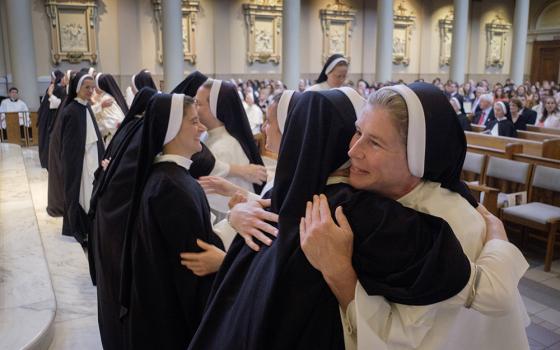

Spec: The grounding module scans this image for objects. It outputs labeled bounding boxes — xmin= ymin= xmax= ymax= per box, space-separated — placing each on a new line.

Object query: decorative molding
xmin=320 ymin=0 xmax=356 ymax=64
xmin=393 ymin=1 xmax=415 ymax=66
xmin=485 ymin=13 xmax=511 ymax=68
xmin=438 ymin=10 xmax=453 ymax=67
xmin=153 ymin=0 xmax=200 ymax=64
xmin=45 ymin=0 xmax=99 ymax=65
xmin=242 ymin=0 xmax=282 ymax=64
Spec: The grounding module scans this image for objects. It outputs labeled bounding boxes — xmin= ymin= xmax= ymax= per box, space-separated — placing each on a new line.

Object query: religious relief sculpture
xmin=320 ymin=1 xmax=356 ymax=64
xmin=485 ymin=14 xmax=511 ymax=68
xmin=438 ymin=10 xmax=453 ymax=67
xmin=243 ymin=0 xmax=282 ymax=64
xmin=45 ymin=0 xmax=99 ymax=65
xmin=393 ymin=1 xmax=415 ymax=66
xmin=153 ymin=0 xmax=199 ymax=64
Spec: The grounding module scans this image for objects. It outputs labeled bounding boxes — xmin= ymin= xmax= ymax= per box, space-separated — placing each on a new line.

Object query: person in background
xmin=0 ymin=87 xmax=30 ymax=140
xmin=307 ymin=54 xmax=349 ymax=91
xmin=485 ymin=101 xmax=516 ymax=137
xmin=537 ymin=96 xmax=560 ymax=129
xmin=242 ymin=88 xmax=264 ymax=134
xmin=450 ymin=97 xmax=471 ymax=131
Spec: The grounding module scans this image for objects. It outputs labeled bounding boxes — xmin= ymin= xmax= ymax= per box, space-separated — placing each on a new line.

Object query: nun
xmin=195 ymin=79 xmax=267 ymax=216
xmin=119 ymin=94 xmax=223 ymax=350
xmin=306 ymin=54 xmax=349 ymax=91
xmin=485 ymin=101 xmax=517 ymax=137
xmin=37 ymin=70 xmax=65 ymax=169
xmin=47 ymin=70 xmax=77 ymax=217
xmin=60 ymin=71 xmax=105 ymax=246
xmin=92 ymin=73 xmax=128 ymax=144
xmin=188 ymin=88 xmax=483 ymax=350
xmin=125 ymin=69 xmax=158 ymax=107
xmin=304 ymin=83 xmax=529 ymax=349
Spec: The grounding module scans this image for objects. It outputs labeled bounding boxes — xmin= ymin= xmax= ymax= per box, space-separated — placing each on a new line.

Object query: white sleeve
xmin=212 ymin=218 xmax=237 ymax=251
xmin=91 ymin=102 xmax=102 ymax=115
xmin=210 ymin=158 xmax=231 ymax=178
xmin=49 ymin=95 xmax=62 ymax=109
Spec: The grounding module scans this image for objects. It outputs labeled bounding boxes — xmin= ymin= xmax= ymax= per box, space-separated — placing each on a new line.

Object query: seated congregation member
xmin=60 ymin=71 xmax=105 ymax=246
xmin=189 ymin=88 xmax=482 ymax=350
xmin=243 ymin=89 xmax=264 ymax=134
xmin=37 ymin=70 xmax=66 ymax=169
xmin=300 ymin=83 xmax=529 ymax=350
xmin=444 ymin=81 xmax=465 ymax=114
xmin=307 ymin=54 xmax=349 ymax=91
xmin=47 ymin=70 xmax=76 ymax=217
xmin=120 ymin=94 xmax=224 ymax=349
xmin=92 ymin=73 xmax=128 ymax=144
xmin=518 ymin=95 xmax=538 ymax=125
xmin=537 ymin=96 xmax=560 ymax=129
xmin=509 ymin=97 xmax=533 ymax=131
xmin=450 ymin=97 xmax=471 ymax=131
xmin=485 ymin=101 xmax=517 ymax=137
xmin=472 ymin=93 xmax=495 ymax=128
xmin=195 ymin=79 xmax=267 ymax=216
xmin=0 ymin=87 xmax=30 ymax=140
xmin=125 ymin=69 xmax=157 ymax=107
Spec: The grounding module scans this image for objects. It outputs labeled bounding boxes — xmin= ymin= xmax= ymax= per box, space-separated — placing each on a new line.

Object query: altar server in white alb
xmin=0 ymin=87 xmax=30 ymax=140
xmin=306 ymin=54 xmax=349 ymax=91
xmin=195 ymin=79 xmax=267 ymax=216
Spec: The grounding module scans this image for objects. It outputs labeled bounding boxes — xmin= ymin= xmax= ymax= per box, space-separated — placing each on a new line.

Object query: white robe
xmin=342 ymin=180 xmax=530 ymax=350
xmin=306 ymin=81 xmax=332 ymax=92
xmin=0 ymin=98 xmax=30 ymax=128
xmin=125 ymin=86 xmax=135 ymax=108
xmin=544 ymin=113 xmax=560 ymax=129
xmin=91 ymin=92 xmax=125 ymax=144
xmin=77 ymin=99 xmax=100 ymax=214
xmin=243 ymin=102 xmax=264 ymax=134
xmin=204 ymin=126 xmax=254 ymax=214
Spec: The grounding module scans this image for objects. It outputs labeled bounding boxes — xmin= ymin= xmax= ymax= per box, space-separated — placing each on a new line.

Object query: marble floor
xmin=4 ymin=145 xmax=560 ymax=349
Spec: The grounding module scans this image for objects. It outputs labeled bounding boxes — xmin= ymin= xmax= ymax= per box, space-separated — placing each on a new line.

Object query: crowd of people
xmin=1 ymin=54 xmax=541 ymax=349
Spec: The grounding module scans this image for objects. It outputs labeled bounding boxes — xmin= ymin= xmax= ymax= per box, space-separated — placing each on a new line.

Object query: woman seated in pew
xmin=537 ymin=96 xmax=560 ymax=129
xmin=449 ymin=97 xmax=471 ymax=131
xmin=509 ymin=97 xmax=532 ymax=131
xmin=484 ymin=101 xmax=517 ymax=138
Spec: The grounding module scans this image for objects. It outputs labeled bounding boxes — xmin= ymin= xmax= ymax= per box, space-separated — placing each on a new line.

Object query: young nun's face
xmin=77 ymin=79 xmax=95 ymax=100
xmin=348 ymin=105 xmax=414 ymax=199
xmin=263 ymin=101 xmax=282 ymax=153
xmin=175 ymin=104 xmax=207 ymax=157
xmin=327 ymin=64 xmax=348 ymax=88
xmin=195 ymin=86 xmax=213 ymax=126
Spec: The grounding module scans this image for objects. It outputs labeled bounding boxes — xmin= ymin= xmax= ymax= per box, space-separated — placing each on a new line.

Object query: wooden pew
xmin=512 ymin=153 xmax=560 ymax=169
xmin=2 ymin=112 xmax=25 ymax=146
xmin=28 ymin=112 xmax=39 ymax=146
xmin=465 ymin=131 xmax=560 ymax=160
xmin=470 ymin=124 xmax=485 ymax=133
xmin=527 ymin=125 xmax=560 ymax=136
xmin=517 ymin=130 xmax=560 ymax=142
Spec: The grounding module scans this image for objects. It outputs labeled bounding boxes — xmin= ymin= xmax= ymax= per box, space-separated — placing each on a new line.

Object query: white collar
xmin=154 ymin=153 xmax=192 ymax=171
xmin=207 ymin=125 xmax=227 ymax=137
xmin=326 ymin=176 xmax=349 ymax=186
xmin=75 ymin=97 xmax=88 ymax=106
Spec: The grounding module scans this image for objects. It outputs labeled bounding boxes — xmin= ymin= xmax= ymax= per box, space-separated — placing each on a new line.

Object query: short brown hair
xmin=367 ymin=89 xmax=408 ymax=146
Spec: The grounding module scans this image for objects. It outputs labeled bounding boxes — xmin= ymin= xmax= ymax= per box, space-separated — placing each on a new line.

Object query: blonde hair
xmin=367 ymin=89 xmax=409 ymax=146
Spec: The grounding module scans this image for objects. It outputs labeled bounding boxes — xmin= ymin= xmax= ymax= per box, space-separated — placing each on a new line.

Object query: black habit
xmin=188 ymin=89 xmax=470 ymax=350
xmin=486 ymin=118 xmax=518 ymax=137
xmin=38 ymin=70 xmax=65 ymax=169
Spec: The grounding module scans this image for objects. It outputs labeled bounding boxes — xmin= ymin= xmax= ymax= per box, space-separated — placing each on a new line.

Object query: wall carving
xmin=45 ymin=0 xmax=99 ymax=65
xmin=485 ymin=14 xmax=511 ymax=68
xmin=393 ymin=1 xmax=415 ymax=66
xmin=242 ymin=0 xmax=282 ymax=64
xmin=438 ymin=10 xmax=453 ymax=67
xmin=320 ymin=0 xmax=356 ymax=64
xmin=153 ymin=0 xmax=199 ymax=64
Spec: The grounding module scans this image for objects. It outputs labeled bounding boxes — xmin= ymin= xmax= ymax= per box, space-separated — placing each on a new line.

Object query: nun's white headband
xmin=164 ymin=93 xmax=185 ymax=145
xmin=95 ymin=73 xmax=103 ymax=88
xmin=325 ymin=57 xmax=348 ymax=75
xmin=131 ymin=74 xmax=137 ymax=91
xmin=495 ymin=101 xmax=506 ymax=115
xmin=209 ymin=79 xmax=222 ymax=118
xmin=51 ymin=71 xmax=56 ymax=80
xmin=379 ymin=84 xmax=426 ymax=178
xmin=335 ymin=87 xmax=366 ymax=118
xmin=277 ymin=90 xmax=295 ymax=134
xmin=76 ymin=74 xmax=93 ymax=93
xmin=88 ymin=67 xmax=95 ymax=76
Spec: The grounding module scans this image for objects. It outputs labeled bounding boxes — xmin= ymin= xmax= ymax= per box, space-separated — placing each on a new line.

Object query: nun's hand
xmin=477 ymin=205 xmax=509 ymax=243
xmin=180 ymin=239 xmax=225 ymax=277
xmin=47 ymin=84 xmax=55 ymax=97
xmin=101 ymin=98 xmax=113 ymax=109
xmin=228 ymin=191 xmax=248 ymax=209
xmin=101 ymin=157 xmax=111 ymax=170
xmin=199 ymin=176 xmax=246 ymax=197
xmin=229 ymin=198 xmax=279 ymax=251
xmin=240 ymin=164 xmax=267 ymax=185
xmin=300 ymin=194 xmax=354 ymax=277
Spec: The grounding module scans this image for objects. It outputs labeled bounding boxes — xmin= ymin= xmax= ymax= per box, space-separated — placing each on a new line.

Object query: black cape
xmin=60 ymin=100 xmax=104 ymax=245
xmin=170 ymin=71 xmax=208 ymax=95
xmin=119 ymin=94 xmax=224 ymax=349
xmin=133 ymin=70 xmax=157 ymax=91
xmin=98 ymin=73 xmax=129 ymax=115
xmin=214 ymin=81 xmax=265 ymax=193
xmin=189 ymin=90 xmax=470 ymax=350
xmin=38 ymin=81 xmax=65 ymax=169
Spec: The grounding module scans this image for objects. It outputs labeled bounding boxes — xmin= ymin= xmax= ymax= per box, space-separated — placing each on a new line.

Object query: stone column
xmin=510 ymin=0 xmax=530 ymax=85
xmin=449 ymin=0 xmax=469 ymax=84
xmin=162 ymin=0 xmax=183 ymax=92
xmin=5 ymin=0 xmax=39 ymax=110
xmin=376 ymin=0 xmax=393 ymax=83
xmin=282 ymin=0 xmax=300 ymax=90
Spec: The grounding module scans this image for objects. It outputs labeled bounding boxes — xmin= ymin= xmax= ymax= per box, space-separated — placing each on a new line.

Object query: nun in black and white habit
xmin=118 ymin=93 xmax=223 ymax=350
xmin=60 ymin=71 xmax=105 ymax=245
xmin=189 ymin=88 xmax=477 ymax=350
xmin=306 ymin=54 xmax=349 ymax=91
xmin=37 ymin=69 xmax=65 ymax=169
xmin=125 ymin=69 xmax=158 ymax=108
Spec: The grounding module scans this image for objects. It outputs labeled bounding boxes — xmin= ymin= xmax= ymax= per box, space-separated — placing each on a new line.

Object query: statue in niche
xmin=255 ymin=29 xmax=273 ymax=53
xmin=61 ymin=23 xmax=87 ymax=51
xmin=393 ymin=35 xmax=405 ymax=58
xmin=329 ymin=27 xmax=345 ymax=54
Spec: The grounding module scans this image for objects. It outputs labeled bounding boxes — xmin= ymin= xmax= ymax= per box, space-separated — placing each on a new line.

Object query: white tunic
xmin=243 ymin=102 xmax=264 ymax=134
xmin=76 ymin=98 xmax=100 ymax=214
xmin=306 ymin=81 xmax=332 ymax=92
xmin=0 ymin=98 xmax=30 ymax=128
xmin=91 ymin=92 xmax=125 ymax=144
xmin=125 ymin=86 xmax=135 ymax=108
xmin=342 ymin=180 xmax=530 ymax=350
xmin=544 ymin=112 xmax=560 ymax=129
xmin=204 ymin=126 xmax=254 ymax=214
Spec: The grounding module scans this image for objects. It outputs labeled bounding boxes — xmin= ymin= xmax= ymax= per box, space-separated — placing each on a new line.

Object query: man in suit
xmin=518 ymin=96 xmax=538 ymax=125
xmin=445 ymin=81 xmax=465 ymax=114
xmin=472 ymin=94 xmax=495 ymax=128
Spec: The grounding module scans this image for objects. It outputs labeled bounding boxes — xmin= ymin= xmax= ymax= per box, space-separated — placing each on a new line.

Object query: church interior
xmin=2 ymin=0 xmax=560 ymax=349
